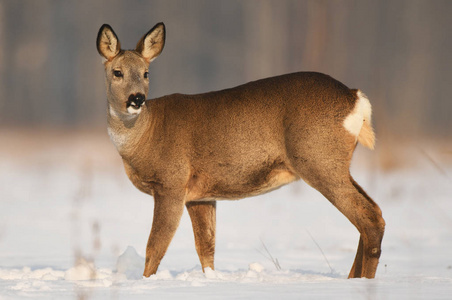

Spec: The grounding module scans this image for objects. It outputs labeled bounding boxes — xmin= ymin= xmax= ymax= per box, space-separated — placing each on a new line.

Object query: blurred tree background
xmin=0 ymin=0 xmax=451 ymax=139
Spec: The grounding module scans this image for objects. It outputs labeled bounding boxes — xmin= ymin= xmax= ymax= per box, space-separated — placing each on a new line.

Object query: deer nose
xmin=134 ymin=93 xmax=145 ymax=104
xmin=127 ymin=93 xmax=145 ymax=109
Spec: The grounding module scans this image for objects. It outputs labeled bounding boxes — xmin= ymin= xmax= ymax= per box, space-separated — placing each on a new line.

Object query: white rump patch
xmin=343 ymin=90 xmax=372 ymax=138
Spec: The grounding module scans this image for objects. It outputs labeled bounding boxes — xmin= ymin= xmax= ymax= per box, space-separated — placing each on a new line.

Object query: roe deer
xmin=96 ymin=23 xmax=385 ymax=279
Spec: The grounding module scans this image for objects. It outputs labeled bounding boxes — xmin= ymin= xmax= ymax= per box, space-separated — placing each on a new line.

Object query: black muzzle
xmin=127 ymin=93 xmax=145 ymax=109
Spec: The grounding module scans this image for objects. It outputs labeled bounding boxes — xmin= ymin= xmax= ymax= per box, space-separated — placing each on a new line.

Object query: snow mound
xmin=204 ymin=267 xmax=217 ymax=279
xmin=116 ymin=246 xmax=145 ymax=280
xmin=64 ymin=258 xmax=97 ymax=281
xmin=249 ymin=262 xmax=265 ymax=273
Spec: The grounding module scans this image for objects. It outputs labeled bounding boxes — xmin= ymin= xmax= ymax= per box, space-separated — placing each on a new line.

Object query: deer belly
xmin=185 ymin=168 xmax=298 ymax=202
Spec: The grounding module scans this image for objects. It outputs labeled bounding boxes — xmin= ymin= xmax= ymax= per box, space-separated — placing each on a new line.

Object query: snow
xmin=0 ymin=130 xmax=451 ymax=299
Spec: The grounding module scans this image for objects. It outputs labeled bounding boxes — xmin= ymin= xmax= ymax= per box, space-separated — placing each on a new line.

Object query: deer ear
xmin=97 ymin=24 xmax=121 ymax=61
xmin=136 ymin=22 xmax=165 ymax=64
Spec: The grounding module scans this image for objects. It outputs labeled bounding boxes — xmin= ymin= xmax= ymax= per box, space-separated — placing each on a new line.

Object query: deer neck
xmin=107 ymin=103 xmax=150 ymax=158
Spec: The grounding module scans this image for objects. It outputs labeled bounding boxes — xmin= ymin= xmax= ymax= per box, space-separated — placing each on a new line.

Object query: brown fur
xmin=97 ymin=23 xmax=385 ymax=279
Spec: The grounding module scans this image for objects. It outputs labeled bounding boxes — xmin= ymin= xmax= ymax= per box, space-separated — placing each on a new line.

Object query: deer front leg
xmin=143 ymin=192 xmax=185 ymax=277
xmin=186 ymin=201 xmax=216 ymax=271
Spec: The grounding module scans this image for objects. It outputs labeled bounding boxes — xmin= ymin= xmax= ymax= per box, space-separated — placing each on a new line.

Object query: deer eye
xmin=144 ymin=71 xmax=149 ymax=79
xmin=113 ymin=70 xmax=123 ymax=78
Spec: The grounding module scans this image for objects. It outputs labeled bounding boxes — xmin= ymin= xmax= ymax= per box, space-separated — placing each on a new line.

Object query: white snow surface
xmin=0 ymin=131 xmax=451 ymax=299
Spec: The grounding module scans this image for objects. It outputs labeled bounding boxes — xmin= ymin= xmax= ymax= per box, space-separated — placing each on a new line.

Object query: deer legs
xmin=308 ymin=174 xmax=385 ymax=278
xmin=142 ymin=195 xmax=216 ymax=277
xmin=141 ymin=167 xmax=384 ymax=279
xmin=349 ymin=236 xmax=365 ymax=278
xmin=143 ymin=193 xmax=185 ymax=277
xmin=346 ymin=178 xmax=385 ymax=278
xmin=186 ymin=201 xmax=216 ymax=271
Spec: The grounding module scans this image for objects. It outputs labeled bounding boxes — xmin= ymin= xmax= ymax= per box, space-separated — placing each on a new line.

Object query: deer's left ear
xmin=136 ymin=22 xmax=166 ymax=64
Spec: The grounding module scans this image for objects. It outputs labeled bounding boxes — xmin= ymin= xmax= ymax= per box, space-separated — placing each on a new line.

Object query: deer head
xmin=96 ymin=23 xmax=165 ymax=119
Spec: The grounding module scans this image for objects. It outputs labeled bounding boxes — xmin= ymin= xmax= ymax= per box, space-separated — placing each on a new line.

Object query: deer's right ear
xmin=97 ymin=24 xmax=121 ymax=61
xmin=135 ymin=22 xmax=166 ymax=64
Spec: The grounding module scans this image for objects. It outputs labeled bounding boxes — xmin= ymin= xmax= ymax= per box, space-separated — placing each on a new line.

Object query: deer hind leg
xmin=143 ymin=192 xmax=185 ymax=277
xmin=306 ymin=172 xmax=385 ymax=278
xmin=186 ymin=201 xmax=216 ymax=271
xmin=346 ymin=178 xmax=385 ymax=278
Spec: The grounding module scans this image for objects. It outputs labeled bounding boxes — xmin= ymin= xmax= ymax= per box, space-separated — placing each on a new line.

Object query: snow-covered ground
xmin=0 ymin=130 xmax=451 ymax=299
